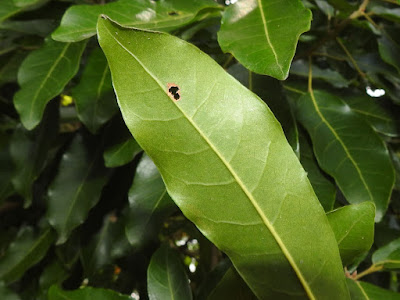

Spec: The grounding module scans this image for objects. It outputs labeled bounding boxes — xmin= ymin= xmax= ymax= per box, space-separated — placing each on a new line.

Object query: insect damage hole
xmin=167 ymin=83 xmax=181 ymax=101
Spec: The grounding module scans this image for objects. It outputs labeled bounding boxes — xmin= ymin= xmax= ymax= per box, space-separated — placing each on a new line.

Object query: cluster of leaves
xmin=1 ymin=0 xmax=400 ymax=299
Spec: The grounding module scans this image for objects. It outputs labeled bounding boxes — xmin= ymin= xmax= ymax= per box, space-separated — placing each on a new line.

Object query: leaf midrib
xmin=355 ymin=281 xmax=370 ymax=300
xmin=102 ymin=23 xmax=315 ymax=300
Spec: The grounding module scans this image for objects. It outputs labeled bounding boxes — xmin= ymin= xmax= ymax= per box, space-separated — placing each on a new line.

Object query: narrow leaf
xmin=72 ymin=48 xmax=118 ymax=133
xmin=295 ymin=90 xmax=395 ymax=221
xmin=346 ymin=278 xmax=400 ymax=300
xmin=48 ymin=285 xmax=132 ymax=300
xmin=46 ymin=133 xmax=110 ymax=244
xmin=327 ymin=202 xmax=375 ymax=266
xmin=14 ymin=39 xmax=86 ymax=130
xmin=0 ymin=226 xmax=56 ymax=283
xmin=98 ymin=17 xmax=349 ymax=299
xmin=52 ymin=0 xmax=221 ymax=42
xmin=147 ymin=245 xmax=192 ymax=300
xmin=372 ymin=237 xmax=400 ymax=269
xmin=125 ymin=154 xmax=176 ymax=247
xmin=218 ymin=0 xmax=312 ymax=79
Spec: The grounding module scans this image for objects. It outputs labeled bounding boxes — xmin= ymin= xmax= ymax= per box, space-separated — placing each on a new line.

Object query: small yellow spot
xmin=60 ymin=94 xmax=73 ymax=106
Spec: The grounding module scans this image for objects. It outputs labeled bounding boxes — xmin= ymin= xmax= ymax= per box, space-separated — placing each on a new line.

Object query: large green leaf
xmin=125 ymin=154 xmax=176 ymax=247
xmin=217 ymin=0 xmax=312 ymax=79
xmin=295 ymin=90 xmax=395 ymax=221
xmin=0 ymin=226 xmax=56 ymax=283
xmin=13 ymin=38 xmax=86 ymax=130
xmin=52 ymin=0 xmax=221 ymax=42
xmin=326 ymin=202 xmax=375 ymax=266
xmin=48 ymin=285 xmax=132 ymax=300
xmin=346 ymin=278 xmax=400 ymax=300
xmin=299 ymin=131 xmax=336 ymax=212
xmin=46 ymin=133 xmax=110 ymax=244
xmin=147 ymin=245 xmax=192 ymax=300
xmin=372 ymin=237 xmax=400 ymax=269
xmin=97 ymin=17 xmax=349 ymax=299
xmin=72 ymin=48 xmax=118 ymax=134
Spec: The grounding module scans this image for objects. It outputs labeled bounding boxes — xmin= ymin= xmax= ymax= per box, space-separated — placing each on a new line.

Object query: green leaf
xmin=48 ymin=285 xmax=132 ymax=300
xmin=327 ymin=202 xmax=375 ymax=266
xmin=0 ymin=133 xmax=14 ymax=202
xmin=148 ymin=245 xmax=192 ymax=300
xmin=0 ymin=226 xmax=56 ymax=283
xmin=378 ymin=28 xmax=400 ymax=74
xmin=295 ymin=90 xmax=395 ymax=221
xmin=0 ymin=19 xmax=56 ymax=37
xmin=12 ymin=0 xmax=47 ymax=8
xmin=46 ymin=133 xmax=110 ymax=244
xmin=0 ymin=0 xmax=22 ymax=22
xmin=299 ymin=131 xmax=336 ymax=212
xmin=72 ymin=48 xmax=118 ymax=134
xmin=217 ymin=0 xmax=312 ymax=79
xmin=370 ymin=5 xmax=400 ymax=23
xmin=52 ymin=0 xmax=221 ymax=42
xmin=104 ymin=137 xmax=141 ymax=168
xmin=343 ymin=94 xmax=399 ymax=137
xmin=0 ymin=52 xmax=28 ymax=86
xmin=346 ymin=278 xmax=400 ymax=300
xmin=97 ymin=17 xmax=349 ymax=299
xmin=372 ymin=237 xmax=400 ymax=269
xmin=0 ymin=281 xmax=20 ymax=300
xmin=39 ymin=260 xmax=68 ymax=292
xmin=14 ymin=38 xmax=86 ymax=130
xmin=125 ymin=154 xmax=176 ymax=247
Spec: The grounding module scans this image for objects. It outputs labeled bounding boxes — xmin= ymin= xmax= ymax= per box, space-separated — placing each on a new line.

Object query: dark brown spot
xmin=167 ymin=83 xmax=181 ymax=101
xmin=168 ymin=11 xmax=179 ymax=16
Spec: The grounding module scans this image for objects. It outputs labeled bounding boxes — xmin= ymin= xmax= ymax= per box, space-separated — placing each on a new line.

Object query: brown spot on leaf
xmin=167 ymin=83 xmax=181 ymax=101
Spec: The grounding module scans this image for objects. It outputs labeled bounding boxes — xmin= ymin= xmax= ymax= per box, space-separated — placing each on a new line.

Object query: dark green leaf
xmin=0 ymin=282 xmax=20 ymax=300
xmin=98 ymin=17 xmax=349 ymax=299
xmin=39 ymin=260 xmax=68 ymax=292
xmin=0 ymin=133 xmax=14 ymax=202
xmin=347 ymin=278 xmax=400 ymax=300
xmin=0 ymin=0 xmax=23 ymax=22
xmin=14 ymin=38 xmax=86 ymax=130
xmin=125 ymin=154 xmax=176 ymax=248
xmin=372 ymin=237 xmax=400 ymax=269
xmin=0 ymin=19 xmax=56 ymax=37
xmin=0 ymin=52 xmax=27 ymax=86
xmin=299 ymin=131 xmax=336 ymax=211
xmin=46 ymin=133 xmax=110 ymax=244
xmin=52 ymin=0 xmax=221 ymax=42
xmin=72 ymin=48 xmax=118 ymax=134
xmin=218 ymin=0 xmax=312 ymax=79
xmin=148 ymin=245 xmax=192 ymax=300
xmin=370 ymin=5 xmax=400 ymax=23
xmin=327 ymin=202 xmax=375 ymax=266
xmin=0 ymin=226 xmax=56 ymax=283
xmin=378 ymin=28 xmax=400 ymax=74
xmin=48 ymin=285 xmax=132 ymax=300
xmin=295 ymin=90 xmax=395 ymax=221
xmin=13 ymin=0 xmax=47 ymax=8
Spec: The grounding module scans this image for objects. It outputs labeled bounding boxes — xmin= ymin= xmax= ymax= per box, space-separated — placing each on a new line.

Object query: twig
xmin=354 ymin=264 xmax=384 ymax=280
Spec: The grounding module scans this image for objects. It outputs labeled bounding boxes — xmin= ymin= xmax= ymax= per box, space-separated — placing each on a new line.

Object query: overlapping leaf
xmin=218 ymin=0 xmax=312 ymax=79
xmin=97 ymin=17 xmax=349 ymax=299
xmin=14 ymin=38 xmax=86 ymax=130
xmin=52 ymin=0 xmax=221 ymax=42
xmin=372 ymin=237 xmax=400 ymax=269
xmin=48 ymin=285 xmax=132 ymax=300
xmin=346 ymin=278 xmax=400 ymax=300
xmin=295 ymin=90 xmax=395 ymax=221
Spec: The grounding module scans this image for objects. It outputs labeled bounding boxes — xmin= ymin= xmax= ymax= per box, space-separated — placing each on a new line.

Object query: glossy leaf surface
xmin=98 ymin=17 xmax=349 ymax=299
xmin=48 ymin=285 xmax=132 ymax=300
xmin=0 ymin=227 xmax=56 ymax=283
xmin=218 ymin=0 xmax=312 ymax=79
xmin=147 ymin=245 xmax=192 ymax=300
xmin=295 ymin=90 xmax=395 ymax=221
xmin=72 ymin=48 xmax=118 ymax=134
xmin=14 ymin=39 xmax=86 ymax=130
xmin=347 ymin=278 xmax=400 ymax=300
xmin=46 ymin=134 xmax=110 ymax=244
xmin=52 ymin=0 xmax=221 ymax=42
xmin=326 ymin=202 xmax=375 ymax=266
xmin=126 ymin=154 xmax=176 ymax=247
xmin=372 ymin=237 xmax=400 ymax=269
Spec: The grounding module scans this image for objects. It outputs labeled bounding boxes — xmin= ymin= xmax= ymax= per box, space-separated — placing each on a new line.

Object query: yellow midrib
xmin=355 ymin=281 xmax=370 ymax=300
xmin=103 ymin=23 xmax=315 ymax=300
xmin=308 ymin=90 xmax=374 ymax=202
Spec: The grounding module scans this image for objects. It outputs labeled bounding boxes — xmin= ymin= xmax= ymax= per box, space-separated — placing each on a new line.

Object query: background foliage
xmin=0 ymin=0 xmax=400 ymax=299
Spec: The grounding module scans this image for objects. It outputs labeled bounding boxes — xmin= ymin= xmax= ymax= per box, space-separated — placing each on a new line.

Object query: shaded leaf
xmin=327 ymin=202 xmax=375 ymax=266
xmin=295 ymin=90 xmax=395 ymax=221
xmin=299 ymin=131 xmax=336 ymax=211
xmin=98 ymin=17 xmax=349 ymax=299
xmin=39 ymin=260 xmax=68 ymax=292
xmin=48 ymin=285 xmax=132 ymax=300
xmin=0 ymin=226 xmax=56 ymax=283
xmin=52 ymin=0 xmax=221 ymax=42
xmin=0 ymin=133 xmax=14 ymax=202
xmin=0 ymin=52 xmax=28 ymax=86
xmin=14 ymin=38 xmax=86 ymax=130
xmin=347 ymin=278 xmax=400 ymax=300
xmin=378 ymin=28 xmax=400 ymax=74
xmin=147 ymin=245 xmax=192 ymax=300
xmin=372 ymin=237 xmax=400 ymax=269
xmin=0 ymin=19 xmax=56 ymax=37
xmin=218 ymin=0 xmax=312 ymax=79
xmin=72 ymin=48 xmax=118 ymax=134
xmin=370 ymin=5 xmax=400 ymax=23
xmin=46 ymin=133 xmax=110 ymax=244
xmin=125 ymin=154 xmax=176 ymax=248
xmin=13 ymin=0 xmax=47 ymax=8
xmin=0 ymin=281 xmax=20 ymax=300
xmin=0 ymin=0 xmax=23 ymax=22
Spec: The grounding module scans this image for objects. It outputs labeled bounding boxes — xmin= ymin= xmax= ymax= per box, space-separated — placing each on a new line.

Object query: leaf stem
xmin=222 ymin=54 xmax=234 ymax=69
xmin=307 ymin=56 xmax=313 ymax=93
xmin=336 ymin=37 xmax=366 ymax=78
xmin=354 ymin=264 xmax=384 ymax=280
